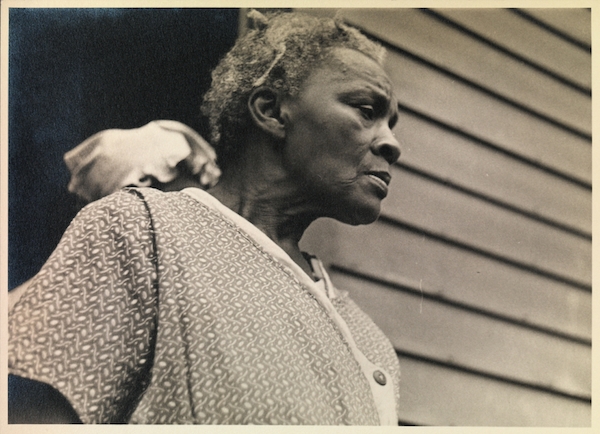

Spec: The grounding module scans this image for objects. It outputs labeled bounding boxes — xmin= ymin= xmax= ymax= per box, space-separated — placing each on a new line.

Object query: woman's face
xmin=281 ymin=47 xmax=401 ymax=225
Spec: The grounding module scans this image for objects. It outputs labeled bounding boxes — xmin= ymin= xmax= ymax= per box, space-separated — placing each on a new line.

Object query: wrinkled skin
xmin=280 ymin=47 xmax=401 ymax=225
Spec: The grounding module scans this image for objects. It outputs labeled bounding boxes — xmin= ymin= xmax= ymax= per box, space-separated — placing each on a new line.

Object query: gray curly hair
xmin=201 ymin=10 xmax=386 ymax=169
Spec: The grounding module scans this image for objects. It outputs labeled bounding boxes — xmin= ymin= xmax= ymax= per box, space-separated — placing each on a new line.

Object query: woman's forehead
xmin=308 ymin=48 xmax=394 ymax=95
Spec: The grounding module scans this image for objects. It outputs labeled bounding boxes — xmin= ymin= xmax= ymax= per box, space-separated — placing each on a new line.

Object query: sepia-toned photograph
xmin=1 ymin=2 xmax=593 ymax=428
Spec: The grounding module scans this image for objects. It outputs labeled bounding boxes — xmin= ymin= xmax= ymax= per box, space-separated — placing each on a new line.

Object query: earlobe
xmin=248 ymin=87 xmax=286 ymax=141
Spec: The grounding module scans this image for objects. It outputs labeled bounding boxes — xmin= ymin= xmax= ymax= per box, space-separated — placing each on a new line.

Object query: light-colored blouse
xmin=9 ymin=187 xmax=400 ymax=424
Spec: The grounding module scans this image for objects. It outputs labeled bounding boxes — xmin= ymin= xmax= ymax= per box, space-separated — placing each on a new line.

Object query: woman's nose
xmin=371 ymin=127 xmax=401 ymax=165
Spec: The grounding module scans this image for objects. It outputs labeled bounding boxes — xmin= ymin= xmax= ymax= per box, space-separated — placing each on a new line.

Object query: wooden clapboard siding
xmin=395 ymin=358 xmax=590 ymax=426
xmin=384 ymin=52 xmax=591 ymax=185
xmin=301 ymin=219 xmax=591 ymax=344
xmin=301 ymin=7 xmax=590 ymax=426
xmin=520 ymin=8 xmax=591 ymax=48
xmin=384 ymin=166 xmax=591 ymax=285
xmin=331 ymin=270 xmax=590 ymax=398
xmin=430 ymin=8 xmax=591 ymax=90
xmin=396 ymin=112 xmax=591 ymax=235
xmin=338 ymin=8 xmax=590 ymax=134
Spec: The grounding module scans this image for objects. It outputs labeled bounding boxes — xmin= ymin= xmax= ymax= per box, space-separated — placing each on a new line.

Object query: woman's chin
xmin=335 ymin=202 xmax=382 ymax=226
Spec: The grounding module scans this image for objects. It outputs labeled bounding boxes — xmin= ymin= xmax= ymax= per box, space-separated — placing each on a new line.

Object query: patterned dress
xmin=9 ymin=187 xmax=400 ymax=424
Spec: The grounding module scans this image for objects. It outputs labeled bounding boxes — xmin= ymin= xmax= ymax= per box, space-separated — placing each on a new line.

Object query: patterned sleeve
xmin=8 ymin=189 xmax=159 ymax=423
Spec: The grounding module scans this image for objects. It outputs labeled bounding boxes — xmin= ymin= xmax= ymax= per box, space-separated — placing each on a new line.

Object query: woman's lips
xmin=366 ymin=171 xmax=391 ymax=197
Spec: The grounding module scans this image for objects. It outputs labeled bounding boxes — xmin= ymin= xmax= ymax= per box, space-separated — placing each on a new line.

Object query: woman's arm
xmin=8 ymin=190 xmax=158 ymax=423
xmin=8 ymin=374 xmax=82 ymax=424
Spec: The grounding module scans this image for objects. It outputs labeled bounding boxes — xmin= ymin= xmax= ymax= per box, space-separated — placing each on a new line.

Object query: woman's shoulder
xmin=75 ymin=187 xmax=188 ymax=220
xmin=77 ymin=187 xmax=150 ymax=215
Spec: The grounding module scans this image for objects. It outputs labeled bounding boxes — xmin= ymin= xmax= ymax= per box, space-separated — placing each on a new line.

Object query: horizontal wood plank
xmin=337 ymin=8 xmax=590 ymax=134
xmin=300 ymin=220 xmax=591 ymax=341
xmin=383 ymin=166 xmax=591 ymax=285
xmin=384 ymin=51 xmax=591 ymax=185
xmin=432 ymin=8 xmax=591 ymax=89
xmin=395 ymin=357 xmax=590 ymax=426
xmin=331 ymin=270 xmax=591 ymax=398
xmin=395 ymin=111 xmax=591 ymax=235
xmin=521 ymin=8 xmax=591 ymax=47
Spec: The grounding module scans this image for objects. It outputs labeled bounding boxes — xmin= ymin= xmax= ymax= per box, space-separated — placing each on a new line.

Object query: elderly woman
xmin=8 ymin=10 xmax=402 ymax=425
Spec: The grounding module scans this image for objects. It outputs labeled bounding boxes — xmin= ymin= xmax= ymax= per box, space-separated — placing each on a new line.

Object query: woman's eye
xmin=358 ymin=105 xmax=375 ymax=120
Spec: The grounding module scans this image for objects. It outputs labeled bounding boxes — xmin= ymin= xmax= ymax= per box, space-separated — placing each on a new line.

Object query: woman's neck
xmin=208 ymin=161 xmax=317 ymax=277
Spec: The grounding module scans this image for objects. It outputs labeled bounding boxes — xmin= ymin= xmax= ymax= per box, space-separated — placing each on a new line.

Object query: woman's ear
xmin=248 ymin=87 xmax=286 ymax=141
